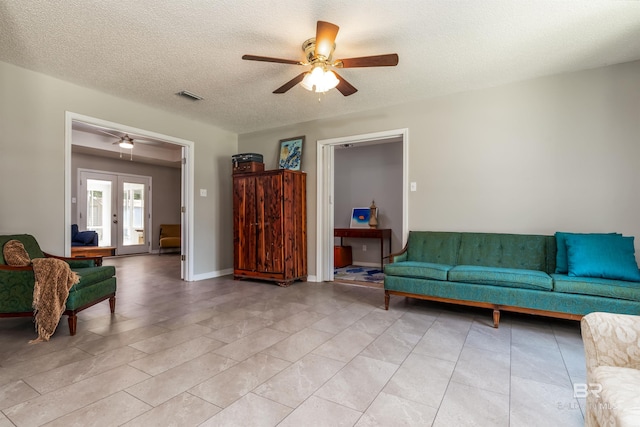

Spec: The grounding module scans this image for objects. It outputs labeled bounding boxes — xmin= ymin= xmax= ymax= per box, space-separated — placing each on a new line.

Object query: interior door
xmin=79 ymin=170 xmax=150 ymax=255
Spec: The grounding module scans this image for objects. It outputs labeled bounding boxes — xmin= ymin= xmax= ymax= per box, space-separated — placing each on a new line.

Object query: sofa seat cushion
xmin=72 ymin=266 xmax=116 ymax=290
xmin=66 ymin=266 xmax=116 ymax=311
xmin=552 ymin=274 xmax=640 ymax=302
xmin=160 ymin=237 xmax=181 ymax=248
xmin=591 ymin=366 xmax=640 ymax=427
xmin=384 ymin=261 xmax=452 ymax=281
xmin=448 ymin=265 xmax=553 ymax=291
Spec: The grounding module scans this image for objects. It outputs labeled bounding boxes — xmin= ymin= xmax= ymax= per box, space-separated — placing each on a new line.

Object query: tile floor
xmin=0 ymin=255 xmax=586 ymax=426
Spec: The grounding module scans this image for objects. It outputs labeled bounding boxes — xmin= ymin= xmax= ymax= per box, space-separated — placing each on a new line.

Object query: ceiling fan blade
xmin=96 ymin=128 xmax=123 ymax=139
xmin=273 ymin=72 xmax=307 ymax=94
xmin=242 ymin=55 xmax=303 ymax=65
xmin=336 ymin=54 xmax=399 ymax=68
xmin=131 ymin=137 xmax=162 ymax=145
xmin=333 ymin=71 xmax=358 ymax=96
xmin=315 ymin=21 xmax=339 ymax=58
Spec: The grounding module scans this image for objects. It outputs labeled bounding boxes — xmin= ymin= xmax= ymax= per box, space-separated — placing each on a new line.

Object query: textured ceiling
xmin=2 ymin=1 xmax=640 ymax=134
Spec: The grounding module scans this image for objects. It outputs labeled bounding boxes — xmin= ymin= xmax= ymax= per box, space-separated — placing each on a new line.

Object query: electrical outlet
xmin=362 ymin=245 xmax=367 ymax=252
xmin=410 ymin=182 xmax=417 ymax=191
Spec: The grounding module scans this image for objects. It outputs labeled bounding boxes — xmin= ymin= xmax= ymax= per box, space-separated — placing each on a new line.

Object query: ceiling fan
xmin=94 ymin=129 xmax=161 ymax=160
xmin=96 ymin=129 xmax=158 ymax=149
xmin=242 ymin=21 xmax=399 ymax=96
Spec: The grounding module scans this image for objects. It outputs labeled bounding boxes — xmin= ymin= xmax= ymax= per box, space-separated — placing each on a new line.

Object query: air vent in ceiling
xmin=177 ymin=90 xmax=204 ymax=101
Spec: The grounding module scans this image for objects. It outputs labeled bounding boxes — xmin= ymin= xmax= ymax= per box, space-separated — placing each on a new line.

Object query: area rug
xmin=334 ymin=265 xmax=384 ymax=284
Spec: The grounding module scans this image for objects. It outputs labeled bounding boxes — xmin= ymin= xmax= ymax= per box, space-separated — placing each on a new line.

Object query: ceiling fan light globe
xmin=300 ymin=66 xmax=339 ymax=93
xmin=301 ymin=66 xmax=324 ymax=92
xmin=119 ymin=141 xmax=134 ymax=149
xmin=321 ymin=70 xmax=339 ymax=91
xmin=313 ymin=69 xmax=339 ymax=93
xmin=300 ymin=72 xmax=315 ymax=91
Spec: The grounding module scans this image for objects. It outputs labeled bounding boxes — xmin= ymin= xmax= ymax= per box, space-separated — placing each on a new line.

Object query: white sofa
xmin=581 ymin=312 xmax=640 ymax=426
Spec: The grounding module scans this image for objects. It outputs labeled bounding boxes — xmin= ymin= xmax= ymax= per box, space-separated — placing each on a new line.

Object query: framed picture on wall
xmin=279 ymin=136 xmax=304 ymax=170
xmin=350 ymin=207 xmax=376 ymax=228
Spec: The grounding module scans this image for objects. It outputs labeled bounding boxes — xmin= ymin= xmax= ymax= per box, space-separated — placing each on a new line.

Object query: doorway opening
xmin=316 ymin=129 xmax=409 ymax=283
xmin=65 ymin=112 xmax=194 ymax=281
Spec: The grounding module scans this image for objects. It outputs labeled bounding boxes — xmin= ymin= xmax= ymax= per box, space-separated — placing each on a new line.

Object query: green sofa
xmin=384 ymin=231 xmax=640 ymax=327
xmin=0 ymin=234 xmax=116 ymax=335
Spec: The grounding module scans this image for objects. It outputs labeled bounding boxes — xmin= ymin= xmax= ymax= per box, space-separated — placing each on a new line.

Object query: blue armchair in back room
xmin=71 ymin=224 xmax=98 ymax=247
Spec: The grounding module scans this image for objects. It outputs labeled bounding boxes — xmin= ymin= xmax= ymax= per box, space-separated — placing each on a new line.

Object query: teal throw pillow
xmin=565 ymin=234 xmax=640 ymax=282
xmin=555 ymin=232 xmax=619 ymax=274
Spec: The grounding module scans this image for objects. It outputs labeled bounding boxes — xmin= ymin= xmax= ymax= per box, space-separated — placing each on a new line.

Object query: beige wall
xmin=3 ymin=59 xmax=638 ymax=280
xmin=239 ymin=60 xmax=640 ymax=277
xmin=0 ymin=61 xmax=237 ymax=276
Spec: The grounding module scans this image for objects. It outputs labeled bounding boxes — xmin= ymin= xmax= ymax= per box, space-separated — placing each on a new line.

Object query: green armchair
xmin=0 ymin=234 xmax=116 ymax=336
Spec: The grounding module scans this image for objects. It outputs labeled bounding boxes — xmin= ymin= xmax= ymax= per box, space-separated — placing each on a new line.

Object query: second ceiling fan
xmin=242 ymin=21 xmax=399 ymax=96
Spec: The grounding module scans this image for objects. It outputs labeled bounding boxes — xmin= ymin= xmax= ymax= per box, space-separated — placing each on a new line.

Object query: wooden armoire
xmin=233 ymin=169 xmax=307 ymax=286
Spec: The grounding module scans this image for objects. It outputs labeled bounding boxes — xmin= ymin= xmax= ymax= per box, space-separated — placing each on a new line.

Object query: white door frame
xmin=316 ymin=128 xmax=409 ymax=283
xmin=65 ymin=112 xmax=195 ymax=281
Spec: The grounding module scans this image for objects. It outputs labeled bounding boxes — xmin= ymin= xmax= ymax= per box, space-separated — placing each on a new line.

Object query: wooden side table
xmin=71 ymin=246 xmax=116 ymax=258
xmin=334 ymin=228 xmax=392 ymax=267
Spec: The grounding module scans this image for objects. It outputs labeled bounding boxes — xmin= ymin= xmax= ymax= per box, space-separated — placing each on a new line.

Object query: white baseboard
xmin=349 ymin=262 xmax=383 ymax=268
xmin=192 ymin=271 xmax=319 ymax=283
xmin=191 ymin=268 xmax=233 ymax=281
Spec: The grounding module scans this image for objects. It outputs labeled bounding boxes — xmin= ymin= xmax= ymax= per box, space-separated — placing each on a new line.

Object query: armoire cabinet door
xmin=233 ymin=174 xmax=258 ymax=271
xmin=256 ymin=173 xmax=284 ymax=273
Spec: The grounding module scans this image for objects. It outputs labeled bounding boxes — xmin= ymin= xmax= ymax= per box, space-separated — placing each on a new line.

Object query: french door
xmin=78 ymin=170 xmax=151 ymax=255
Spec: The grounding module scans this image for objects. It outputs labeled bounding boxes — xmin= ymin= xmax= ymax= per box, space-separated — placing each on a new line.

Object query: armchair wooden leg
xmin=384 ymin=291 xmax=390 ymax=310
xmin=67 ymin=314 xmax=77 ymax=336
xmin=493 ymin=309 xmax=500 ymax=328
xmin=109 ymin=296 xmax=116 ymax=313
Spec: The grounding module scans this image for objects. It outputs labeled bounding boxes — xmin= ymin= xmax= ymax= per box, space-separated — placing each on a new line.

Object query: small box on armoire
xmin=233 ymin=161 xmax=264 ymax=174
xmin=232 ymin=153 xmax=264 ymax=174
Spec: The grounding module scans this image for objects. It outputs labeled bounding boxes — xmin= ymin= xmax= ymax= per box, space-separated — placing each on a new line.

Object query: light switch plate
xmin=200 ymin=189 xmax=207 ymax=197
xmin=410 ymin=182 xmax=417 ymax=191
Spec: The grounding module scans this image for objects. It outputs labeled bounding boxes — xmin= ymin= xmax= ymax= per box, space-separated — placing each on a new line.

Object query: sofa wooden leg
xmin=493 ymin=309 xmax=500 ymax=328
xmin=68 ymin=314 xmax=77 ymax=336
xmin=109 ymin=296 xmax=116 ymax=313
xmin=384 ymin=291 xmax=390 ymax=310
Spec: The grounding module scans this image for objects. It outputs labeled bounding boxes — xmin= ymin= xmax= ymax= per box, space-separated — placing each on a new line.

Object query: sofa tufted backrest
xmin=456 ymin=232 xmax=555 ymax=273
xmin=406 ymin=231 xmax=461 ymax=265
xmin=0 ymin=234 xmax=45 ymax=264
